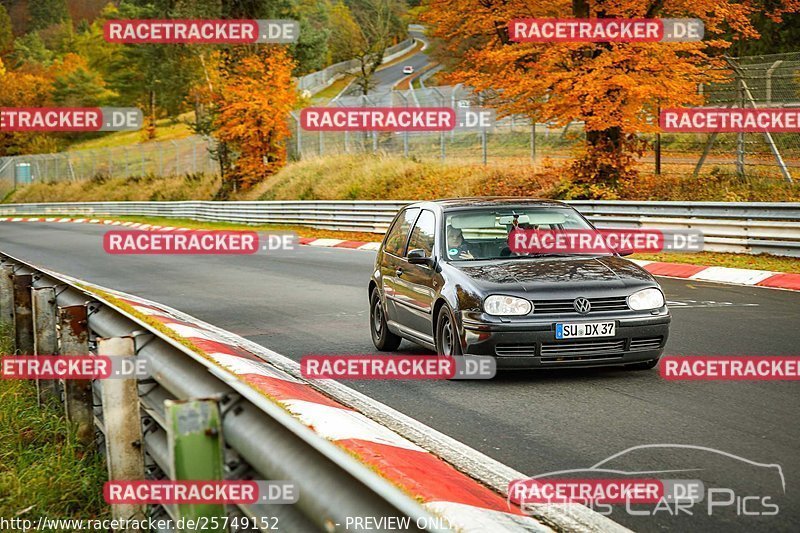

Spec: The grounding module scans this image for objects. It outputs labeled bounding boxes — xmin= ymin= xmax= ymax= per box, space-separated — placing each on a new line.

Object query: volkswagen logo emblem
xmin=573 ymin=297 xmax=591 ymax=314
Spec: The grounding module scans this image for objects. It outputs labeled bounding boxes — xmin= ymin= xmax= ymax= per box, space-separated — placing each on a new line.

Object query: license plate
xmin=555 ymin=322 xmax=615 ymax=339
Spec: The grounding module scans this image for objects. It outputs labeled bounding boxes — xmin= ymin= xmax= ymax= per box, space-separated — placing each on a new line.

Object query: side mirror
xmin=616 ymin=249 xmax=634 ymax=257
xmin=407 ymin=248 xmax=433 ymax=266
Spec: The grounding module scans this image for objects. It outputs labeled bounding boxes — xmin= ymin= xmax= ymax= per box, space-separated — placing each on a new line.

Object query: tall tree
xmin=27 ymin=0 xmax=69 ymax=31
xmin=0 ymin=59 xmax=56 ymax=156
xmin=199 ymin=47 xmax=297 ymax=196
xmin=348 ymin=0 xmax=406 ymax=94
xmin=0 ymin=3 xmax=12 ymax=54
xmin=51 ymin=53 xmax=114 ymax=106
xmin=329 ymin=1 xmax=361 ymax=63
xmin=423 ymin=0 xmax=800 ymax=192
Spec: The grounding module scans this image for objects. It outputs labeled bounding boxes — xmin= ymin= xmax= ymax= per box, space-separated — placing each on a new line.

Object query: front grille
xmin=532 ymin=296 xmax=629 ymax=315
xmin=541 ymin=339 xmax=626 ymax=356
xmin=630 ymin=336 xmax=663 ymax=351
xmin=495 ymin=344 xmax=537 ymax=356
xmin=495 ymin=336 xmax=664 ymax=361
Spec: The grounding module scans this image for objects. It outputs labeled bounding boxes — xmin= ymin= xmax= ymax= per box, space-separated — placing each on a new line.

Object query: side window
xmin=384 ymin=208 xmax=420 ymax=256
xmin=406 ymin=210 xmax=436 ymax=257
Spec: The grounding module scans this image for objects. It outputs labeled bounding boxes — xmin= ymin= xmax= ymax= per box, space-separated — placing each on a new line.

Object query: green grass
xmin=0 ymin=323 xmax=109 ymax=522
xmin=66 ymin=114 xmax=196 ymax=152
xmin=312 ymin=75 xmax=356 ymax=102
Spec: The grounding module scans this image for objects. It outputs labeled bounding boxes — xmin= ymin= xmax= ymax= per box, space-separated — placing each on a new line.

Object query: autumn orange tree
xmin=0 ymin=57 xmax=57 ymax=156
xmin=196 ymin=47 xmax=297 ymax=197
xmin=423 ymin=0 xmax=800 ymax=194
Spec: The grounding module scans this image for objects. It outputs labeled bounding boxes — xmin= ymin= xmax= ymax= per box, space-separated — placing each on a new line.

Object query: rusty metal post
xmin=98 ymin=336 xmax=145 ymax=529
xmin=32 ymin=286 xmax=59 ymax=402
xmin=0 ymin=264 xmax=15 ymax=330
xmin=59 ymin=304 xmax=94 ymax=446
xmin=13 ymin=274 xmax=34 ymax=354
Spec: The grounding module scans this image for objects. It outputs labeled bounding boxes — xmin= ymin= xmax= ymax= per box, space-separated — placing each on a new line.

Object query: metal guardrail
xmin=2 ymin=200 xmax=800 ymax=257
xmin=0 ymin=251 xmax=447 ymax=532
xmin=297 ymin=37 xmax=416 ymax=94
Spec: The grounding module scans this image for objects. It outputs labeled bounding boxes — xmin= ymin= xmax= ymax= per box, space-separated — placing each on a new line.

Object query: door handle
xmin=395 ymin=268 xmax=404 ymax=277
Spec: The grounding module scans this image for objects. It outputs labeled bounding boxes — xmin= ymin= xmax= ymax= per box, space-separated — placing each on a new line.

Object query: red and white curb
xmin=37 ymin=275 xmax=621 ymax=532
xmin=628 ymin=259 xmax=800 ymax=291
xmin=4 ymin=215 xmax=795 ymax=291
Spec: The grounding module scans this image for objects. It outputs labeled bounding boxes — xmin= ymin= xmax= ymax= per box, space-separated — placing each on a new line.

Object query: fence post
xmin=0 ymin=264 xmax=15 ymax=329
xmin=765 ymin=60 xmax=783 ymax=105
xmin=32 ymin=286 xmax=59 ymax=402
xmin=59 ymin=304 xmax=94 ymax=446
xmin=12 ymin=274 xmax=34 ymax=355
xmin=478 ymin=92 xmax=487 ymax=165
xmin=735 ymin=72 xmax=745 ymax=178
xmin=166 ymin=399 xmax=226 ymax=530
xmin=655 ymin=104 xmax=662 ymax=176
xmin=431 ymin=87 xmax=447 ymax=162
xmin=530 ymin=122 xmax=536 ymax=164
xmin=172 ymin=140 xmax=180 ymax=176
xmin=98 ymin=336 xmax=145 ymax=529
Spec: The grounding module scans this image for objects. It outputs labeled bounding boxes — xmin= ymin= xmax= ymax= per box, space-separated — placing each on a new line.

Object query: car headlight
xmin=628 ymin=288 xmax=665 ymax=310
xmin=484 ymin=295 xmax=532 ymax=316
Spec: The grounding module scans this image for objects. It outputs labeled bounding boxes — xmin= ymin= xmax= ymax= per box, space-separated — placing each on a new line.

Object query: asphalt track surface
xmin=344 ymin=30 xmax=431 ymax=96
xmin=2 ymin=222 xmax=799 ymax=533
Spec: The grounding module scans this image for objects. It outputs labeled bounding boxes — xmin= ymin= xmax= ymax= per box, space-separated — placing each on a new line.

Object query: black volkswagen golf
xmin=368 ymin=198 xmax=670 ymax=370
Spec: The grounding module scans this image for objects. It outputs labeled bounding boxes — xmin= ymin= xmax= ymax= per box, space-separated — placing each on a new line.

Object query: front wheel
xmin=435 ymin=306 xmax=463 ymax=356
xmin=370 ymin=290 xmax=401 ymax=351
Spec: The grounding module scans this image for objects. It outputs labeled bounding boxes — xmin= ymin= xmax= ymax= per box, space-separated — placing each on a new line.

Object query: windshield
xmin=443 ymin=207 xmax=606 ymax=261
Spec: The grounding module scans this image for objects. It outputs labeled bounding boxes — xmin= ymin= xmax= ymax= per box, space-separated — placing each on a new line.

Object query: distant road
xmin=344 ymin=29 xmax=430 ymax=96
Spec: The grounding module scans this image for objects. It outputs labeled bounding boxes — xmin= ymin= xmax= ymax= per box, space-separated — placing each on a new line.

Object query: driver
xmin=446 ymin=226 xmax=475 ymax=259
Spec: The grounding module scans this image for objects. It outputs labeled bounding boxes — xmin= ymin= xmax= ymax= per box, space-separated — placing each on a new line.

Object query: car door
xmin=394 ymin=209 xmax=438 ymax=342
xmin=380 ymin=207 xmax=420 ymax=324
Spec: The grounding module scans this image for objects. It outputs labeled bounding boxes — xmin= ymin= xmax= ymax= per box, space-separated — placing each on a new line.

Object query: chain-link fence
xmin=0 ymin=136 xmax=217 ymax=197
xmin=289 ymin=52 xmax=800 ymax=182
xmin=2 ymin=52 xmax=798 ymax=199
xmin=288 ymin=84 xmax=579 ymax=166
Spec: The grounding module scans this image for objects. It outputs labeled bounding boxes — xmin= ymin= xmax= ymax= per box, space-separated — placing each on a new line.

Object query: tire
xmin=435 ymin=305 xmax=463 ymax=356
xmin=370 ymin=289 xmax=401 ymax=351
xmin=627 ymin=357 xmax=660 ymax=370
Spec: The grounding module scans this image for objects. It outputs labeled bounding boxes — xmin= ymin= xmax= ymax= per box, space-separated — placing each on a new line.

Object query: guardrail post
xmin=59 ymin=304 xmax=94 ymax=446
xmin=32 ymin=287 xmax=59 ymax=402
xmin=0 ymin=264 xmax=14 ymax=328
xmin=98 ymin=336 xmax=145 ymax=530
xmin=12 ymin=274 xmax=34 ymax=354
xmin=166 ymin=398 xmax=226 ymax=532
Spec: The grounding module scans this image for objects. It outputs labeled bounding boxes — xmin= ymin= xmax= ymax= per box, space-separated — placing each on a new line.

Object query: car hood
xmin=452 ymin=255 xmax=655 ymax=293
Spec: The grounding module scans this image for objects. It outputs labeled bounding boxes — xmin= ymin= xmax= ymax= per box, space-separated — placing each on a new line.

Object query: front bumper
xmin=461 ymin=311 xmax=671 ymax=370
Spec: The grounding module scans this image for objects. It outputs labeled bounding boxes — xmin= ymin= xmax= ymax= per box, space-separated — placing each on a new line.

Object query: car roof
xmin=405 ymin=197 xmax=570 ymax=211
